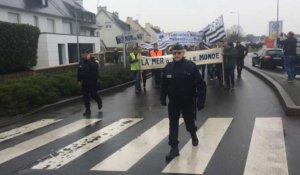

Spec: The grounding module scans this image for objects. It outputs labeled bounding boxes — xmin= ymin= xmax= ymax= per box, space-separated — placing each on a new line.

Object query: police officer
xmin=161 ymin=43 xmax=207 ymax=161
xmin=77 ymin=50 xmax=102 ymax=116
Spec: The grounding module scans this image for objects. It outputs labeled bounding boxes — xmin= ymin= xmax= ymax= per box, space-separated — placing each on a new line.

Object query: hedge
xmin=0 ymin=65 xmax=133 ymax=117
xmin=0 ymin=21 xmax=40 ymax=74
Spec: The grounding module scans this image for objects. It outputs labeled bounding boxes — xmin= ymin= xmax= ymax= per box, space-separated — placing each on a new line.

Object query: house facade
xmin=126 ymin=17 xmax=152 ymax=44
xmin=0 ymin=0 xmax=101 ymax=68
xmin=96 ymin=6 xmax=130 ymax=50
xmin=145 ymin=23 xmax=162 ymax=43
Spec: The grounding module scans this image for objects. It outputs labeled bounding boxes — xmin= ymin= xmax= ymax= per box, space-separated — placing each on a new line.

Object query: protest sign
xmin=140 ymin=48 xmax=223 ymax=70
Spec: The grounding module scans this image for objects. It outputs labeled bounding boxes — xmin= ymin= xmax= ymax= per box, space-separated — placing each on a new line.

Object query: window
xmin=42 ymin=0 xmax=48 ymax=6
xmin=63 ymin=22 xmax=72 ymax=34
xmin=8 ymin=12 xmax=20 ymax=24
xmin=105 ymin=22 xmax=112 ymax=29
xmin=47 ymin=19 xmax=55 ymax=33
xmin=33 ymin=16 xmax=39 ymax=27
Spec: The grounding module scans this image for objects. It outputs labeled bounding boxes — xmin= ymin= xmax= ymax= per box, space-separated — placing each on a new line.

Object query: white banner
xmin=167 ymin=31 xmax=202 ymax=45
xmin=140 ymin=48 xmax=223 ymax=70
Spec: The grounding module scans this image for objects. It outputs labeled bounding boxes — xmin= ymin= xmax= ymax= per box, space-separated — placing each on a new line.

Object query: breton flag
xmin=201 ymin=15 xmax=226 ymax=47
xmin=140 ymin=40 xmax=173 ymax=50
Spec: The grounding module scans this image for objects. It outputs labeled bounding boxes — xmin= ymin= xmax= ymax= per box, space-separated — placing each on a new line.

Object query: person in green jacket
xmin=223 ymin=42 xmax=238 ymax=90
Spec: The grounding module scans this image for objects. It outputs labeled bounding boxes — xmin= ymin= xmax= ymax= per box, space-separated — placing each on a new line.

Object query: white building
xmin=0 ymin=0 xmax=101 ymax=68
xmin=145 ymin=23 xmax=162 ymax=43
xmin=96 ymin=6 xmax=130 ymax=50
xmin=126 ymin=17 xmax=152 ymax=44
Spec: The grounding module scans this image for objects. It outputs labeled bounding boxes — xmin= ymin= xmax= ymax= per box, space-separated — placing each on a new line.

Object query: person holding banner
xmin=223 ymin=42 xmax=238 ymax=90
xmin=161 ymin=43 xmax=207 ymax=162
xmin=198 ymin=42 xmax=207 ymax=79
xmin=130 ymin=47 xmax=142 ymax=93
xmin=149 ymin=43 xmax=163 ymax=87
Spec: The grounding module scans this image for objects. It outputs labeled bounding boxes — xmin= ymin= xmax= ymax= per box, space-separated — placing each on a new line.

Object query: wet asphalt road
xmin=1 ymin=66 xmax=300 ymax=175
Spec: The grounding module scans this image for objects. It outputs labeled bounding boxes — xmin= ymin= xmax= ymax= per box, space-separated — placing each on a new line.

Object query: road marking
xmin=0 ymin=119 xmax=100 ymax=164
xmin=0 ymin=119 xmax=62 ymax=143
xmin=162 ymin=118 xmax=233 ymax=174
xmin=243 ymin=118 xmax=288 ymax=175
xmin=31 ymin=118 xmax=142 ymax=170
xmin=91 ymin=118 xmax=184 ymax=172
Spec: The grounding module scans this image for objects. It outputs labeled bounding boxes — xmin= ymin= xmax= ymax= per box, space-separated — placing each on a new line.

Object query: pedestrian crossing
xmin=0 ymin=117 xmax=289 ymax=175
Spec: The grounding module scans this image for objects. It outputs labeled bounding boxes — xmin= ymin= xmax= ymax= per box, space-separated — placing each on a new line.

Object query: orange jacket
xmin=149 ymin=49 xmax=163 ymax=57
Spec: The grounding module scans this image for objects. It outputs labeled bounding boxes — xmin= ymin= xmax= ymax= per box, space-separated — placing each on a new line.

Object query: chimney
xmin=98 ymin=6 xmax=107 ymax=13
xmin=113 ymin=12 xmax=119 ymax=18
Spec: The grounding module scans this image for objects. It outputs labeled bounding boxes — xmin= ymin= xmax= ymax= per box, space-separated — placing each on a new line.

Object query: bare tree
xmin=226 ymin=25 xmax=244 ymax=42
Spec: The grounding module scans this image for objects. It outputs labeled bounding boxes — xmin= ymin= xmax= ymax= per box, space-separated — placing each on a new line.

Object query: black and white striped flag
xmin=201 ymin=15 xmax=226 ymax=47
xmin=141 ymin=40 xmax=173 ymax=50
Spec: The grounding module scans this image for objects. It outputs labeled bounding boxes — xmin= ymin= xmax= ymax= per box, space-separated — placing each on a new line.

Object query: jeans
xmin=132 ymin=71 xmax=141 ymax=91
xmin=284 ymin=55 xmax=296 ymax=80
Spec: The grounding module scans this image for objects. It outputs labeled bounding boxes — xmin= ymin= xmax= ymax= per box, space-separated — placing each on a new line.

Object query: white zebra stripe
xmin=162 ymin=118 xmax=233 ymax=174
xmin=0 ymin=119 xmax=100 ymax=164
xmin=91 ymin=118 xmax=184 ymax=172
xmin=0 ymin=119 xmax=62 ymax=143
xmin=243 ymin=118 xmax=288 ymax=175
xmin=31 ymin=118 xmax=142 ymax=170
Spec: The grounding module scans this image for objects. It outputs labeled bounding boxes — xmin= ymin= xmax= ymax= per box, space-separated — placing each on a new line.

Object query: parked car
xmin=252 ymin=48 xmax=284 ymax=68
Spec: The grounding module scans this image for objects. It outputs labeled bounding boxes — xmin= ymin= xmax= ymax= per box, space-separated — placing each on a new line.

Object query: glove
xmin=161 ymin=99 xmax=167 ymax=106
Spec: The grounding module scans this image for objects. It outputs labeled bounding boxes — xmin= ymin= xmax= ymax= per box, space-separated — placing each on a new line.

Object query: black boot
xmin=165 ymin=147 xmax=179 ymax=162
xmin=191 ymin=132 xmax=199 ymax=146
xmin=83 ymin=109 xmax=91 ymax=116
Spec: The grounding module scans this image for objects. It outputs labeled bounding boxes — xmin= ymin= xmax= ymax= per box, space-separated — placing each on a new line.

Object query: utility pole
xmin=75 ymin=9 xmax=80 ymax=62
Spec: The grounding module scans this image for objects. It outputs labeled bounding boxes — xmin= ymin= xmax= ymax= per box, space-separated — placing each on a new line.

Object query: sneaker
xmin=83 ymin=109 xmax=91 ymax=116
xmin=165 ymin=147 xmax=179 ymax=162
xmin=98 ymin=101 xmax=102 ymax=110
xmin=191 ymin=132 xmax=199 ymax=146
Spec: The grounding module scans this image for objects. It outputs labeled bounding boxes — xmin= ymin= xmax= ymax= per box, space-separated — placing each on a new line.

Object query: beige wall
xmin=96 ymin=11 xmax=125 ymax=48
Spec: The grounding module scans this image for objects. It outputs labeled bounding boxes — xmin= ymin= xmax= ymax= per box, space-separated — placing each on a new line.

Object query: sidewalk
xmin=244 ymin=65 xmax=300 ymax=116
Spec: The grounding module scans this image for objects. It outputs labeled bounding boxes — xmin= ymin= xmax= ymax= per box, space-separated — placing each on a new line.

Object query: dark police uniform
xmin=161 ymin=48 xmax=206 ymax=160
xmin=77 ymin=56 xmax=102 ymax=115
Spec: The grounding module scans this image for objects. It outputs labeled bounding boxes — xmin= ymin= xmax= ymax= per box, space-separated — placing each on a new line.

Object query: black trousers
xmin=153 ymin=70 xmax=161 ymax=85
xmin=82 ymin=80 xmax=102 ymax=110
xmin=168 ymin=97 xmax=197 ymax=147
xmin=236 ymin=59 xmax=244 ymax=76
xmin=224 ymin=68 xmax=235 ymax=88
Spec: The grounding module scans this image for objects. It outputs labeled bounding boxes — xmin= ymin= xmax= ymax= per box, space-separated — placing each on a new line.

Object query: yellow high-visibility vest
xmin=130 ymin=52 xmax=141 ymax=71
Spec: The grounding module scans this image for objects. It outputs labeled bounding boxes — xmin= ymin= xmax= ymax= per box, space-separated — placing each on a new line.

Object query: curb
xmin=244 ymin=65 xmax=300 ymax=116
xmin=0 ymin=80 xmax=136 ymax=128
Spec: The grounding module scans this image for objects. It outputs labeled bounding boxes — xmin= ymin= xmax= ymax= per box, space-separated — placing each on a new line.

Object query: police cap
xmin=172 ymin=43 xmax=184 ymax=51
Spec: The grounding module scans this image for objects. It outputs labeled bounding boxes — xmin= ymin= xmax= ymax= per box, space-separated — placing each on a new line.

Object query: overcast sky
xmin=83 ymin=0 xmax=300 ymax=36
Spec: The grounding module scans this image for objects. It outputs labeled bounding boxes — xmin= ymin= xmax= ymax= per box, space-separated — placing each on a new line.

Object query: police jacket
xmin=77 ymin=57 xmax=99 ymax=82
xmin=161 ymin=58 xmax=206 ymax=105
xmin=277 ymin=37 xmax=297 ymax=56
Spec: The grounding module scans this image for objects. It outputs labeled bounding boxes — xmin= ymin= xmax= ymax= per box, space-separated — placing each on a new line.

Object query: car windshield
xmin=267 ymin=50 xmax=283 ymax=56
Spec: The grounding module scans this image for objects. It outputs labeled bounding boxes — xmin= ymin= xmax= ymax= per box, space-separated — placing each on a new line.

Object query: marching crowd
xmin=76 ymin=31 xmax=297 ymax=161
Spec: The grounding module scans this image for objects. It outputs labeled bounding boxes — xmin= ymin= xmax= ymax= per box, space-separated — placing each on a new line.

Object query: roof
xmin=97 ymin=9 xmax=129 ymax=31
xmin=0 ymin=0 xmax=95 ymax=23
xmin=134 ymin=20 xmax=151 ymax=36
xmin=151 ymin=26 xmax=161 ymax=34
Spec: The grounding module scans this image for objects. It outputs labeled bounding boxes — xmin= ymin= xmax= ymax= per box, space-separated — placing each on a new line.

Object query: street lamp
xmin=230 ymin=11 xmax=240 ymax=41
